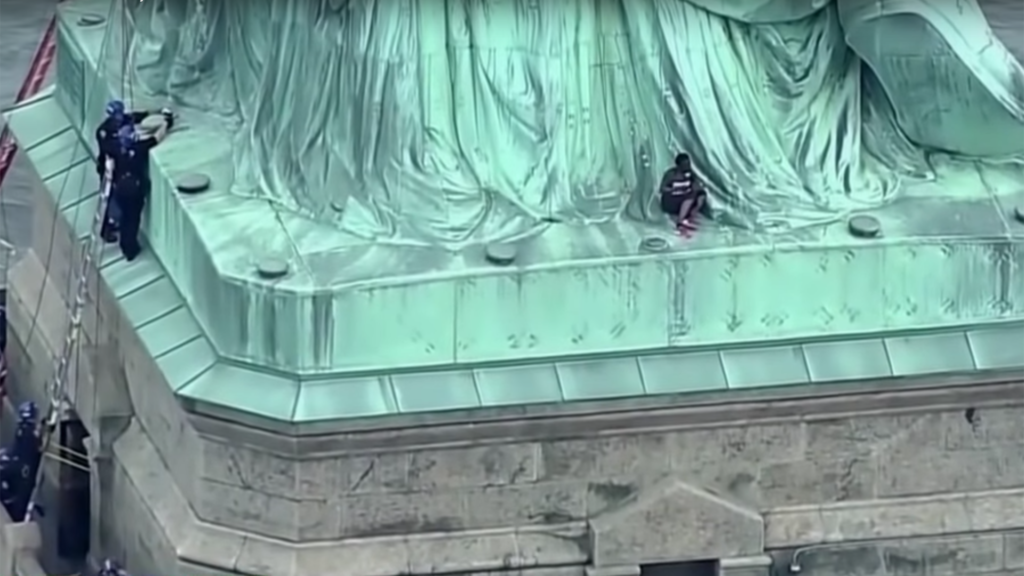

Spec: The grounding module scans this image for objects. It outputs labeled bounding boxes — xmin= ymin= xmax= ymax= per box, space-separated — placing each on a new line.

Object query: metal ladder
xmin=23 ymin=158 xmax=113 ymax=521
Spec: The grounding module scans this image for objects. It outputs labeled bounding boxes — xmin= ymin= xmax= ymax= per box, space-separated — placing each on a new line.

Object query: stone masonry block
xmin=408 ymin=443 xmax=539 ymax=490
xmin=120 ymin=324 xmax=202 ymax=500
xmin=461 ymin=482 xmax=587 ymax=527
xmin=796 ymin=544 xmax=887 ymax=576
xmin=289 ymin=444 xmax=539 ymax=502
xmin=1005 ymin=531 xmax=1024 ymax=570
xmin=882 ymin=534 xmax=1007 ymax=576
xmin=870 ymin=407 xmax=1024 ymax=498
xmin=110 ymin=456 xmax=179 ymax=576
xmin=803 ymin=414 xmax=927 ymax=458
xmin=539 ymin=434 xmax=671 ymax=481
xmin=758 ymin=457 xmax=876 ymax=507
xmin=202 ymin=440 xmax=298 ymax=496
xmin=195 ymin=478 xmax=338 ymax=541
xmin=298 ymin=452 xmax=410 ymax=498
xmin=938 ymin=407 xmax=1024 ymax=450
xmin=875 ymin=443 xmax=1024 ymax=497
xmin=341 ymin=488 xmax=469 ymax=538
xmin=539 ymin=424 xmax=804 ymax=498
xmin=589 ymin=477 xmax=763 ymax=567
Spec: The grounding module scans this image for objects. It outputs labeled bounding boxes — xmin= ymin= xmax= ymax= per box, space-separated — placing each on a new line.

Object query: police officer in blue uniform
xmin=0 ymin=402 xmax=41 ymax=521
xmin=96 ymin=100 xmax=157 ymax=243
xmin=111 ymin=108 xmax=175 ymax=261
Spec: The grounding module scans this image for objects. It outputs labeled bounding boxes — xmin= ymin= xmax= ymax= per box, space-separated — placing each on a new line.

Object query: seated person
xmin=658 ymin=153 xmax=707 ymax=235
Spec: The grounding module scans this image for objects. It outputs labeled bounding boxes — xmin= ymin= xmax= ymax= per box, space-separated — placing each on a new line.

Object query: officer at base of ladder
xmin=111 ymin=108 xmax=175 ymax=261
xmin=0 ymin=402 xmax=41 ymax=522
xmin=96 ymin=100 xmax=160 ymax=244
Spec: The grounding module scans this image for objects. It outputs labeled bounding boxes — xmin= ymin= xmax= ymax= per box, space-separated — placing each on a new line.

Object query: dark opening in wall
xmin=57 ymin=417 xmax=90 ymax=560
xmin=640 ymin=559 xmax=718 ymax=576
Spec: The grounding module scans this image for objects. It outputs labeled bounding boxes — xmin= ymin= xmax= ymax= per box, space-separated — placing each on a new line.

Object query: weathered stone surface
xmin=794 ymin=544 xmax=886 ymax=576
xmin=195 ymin=478 xmax=337 ymax=541
xmin=539 ymin=434 xmax=671 ymax=481
xmin=93 ymin=407 xmax=1024 ymax=576
xmin=120 ymin=322 xmax=203 ymax=500
xmin=803 ymin=414 xmax=927 ymax=458
xmin=875 ymin=442 xmax=1024 ymax=497
xmin=202 ymin=440 xmax=297 ymax=495
xmin=189 ymin=404 xmax=1024 ymax=541
xmin=919 ymin=534 xmax=1004 ymax=576
xmin=341 ymin=489 xmax=468 ymax=537
xmin=758 ymin=458 xmax=875 ymax=506
xmin=589 ymin=478 xmax=763 ymax=566
xmin=109 ymin=422 xmax=192 ymax=576
xmin=408 ymin=443 xmax=539 ymax=490
xmin=299 ymin=452 xmax=409 ymax=498
xmin=463 ymin=482 xmax=588 ymax=527
xmin=1005 ymin=531 xmax=1024 ymax=570
xmin=797 ymin=534 xmax=1024 ymax=576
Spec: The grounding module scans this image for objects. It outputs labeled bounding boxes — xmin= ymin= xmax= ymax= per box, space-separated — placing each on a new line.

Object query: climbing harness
xmin=23 ymin=160 xmax=114 ymax=521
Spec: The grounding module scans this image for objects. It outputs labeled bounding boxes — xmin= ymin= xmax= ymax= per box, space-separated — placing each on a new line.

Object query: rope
xmin=20 ymin=0 xmax=135 ymax=523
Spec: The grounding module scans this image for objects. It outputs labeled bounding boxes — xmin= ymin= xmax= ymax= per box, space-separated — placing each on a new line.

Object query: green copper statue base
xmin=52 ymin=0 xmax=1024 ymax=378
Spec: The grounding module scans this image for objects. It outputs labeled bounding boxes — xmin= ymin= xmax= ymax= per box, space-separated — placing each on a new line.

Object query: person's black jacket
xmin=112 ymin=112 xmax=176 ymax=188
xmin=95 ymin=111 xmax=148 ymax=177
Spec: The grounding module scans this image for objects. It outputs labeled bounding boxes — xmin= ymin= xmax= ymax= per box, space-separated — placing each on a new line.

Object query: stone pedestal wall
xmin=4 ymin=104 xmax=1024 ymax=574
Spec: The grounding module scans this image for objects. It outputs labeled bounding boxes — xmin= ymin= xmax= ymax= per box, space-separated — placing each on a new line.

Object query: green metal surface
xmin=5 ymin=0 xmax=1024 ymax=430
xmin=49 ymin=4 xmax=1024 ymax=377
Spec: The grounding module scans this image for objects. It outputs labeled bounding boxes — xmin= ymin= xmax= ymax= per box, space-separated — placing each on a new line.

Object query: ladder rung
xmin=43 ymin=451 xmax=90 ymax=473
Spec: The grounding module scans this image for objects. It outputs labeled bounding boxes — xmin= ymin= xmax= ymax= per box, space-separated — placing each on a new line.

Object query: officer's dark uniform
xmin=96 ymin=110 xmax=147 ymax=241
xmin=112 ymin=113 xmax=174 ymax=261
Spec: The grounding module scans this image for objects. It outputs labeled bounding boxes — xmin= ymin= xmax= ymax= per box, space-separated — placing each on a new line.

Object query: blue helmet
xmin=17 ymin=401 xmax=37 ymax=422
xmin=117 ymin=124 xmax=138 ymax=153
xmin=105 ymin=100 xmax=126 ymax=117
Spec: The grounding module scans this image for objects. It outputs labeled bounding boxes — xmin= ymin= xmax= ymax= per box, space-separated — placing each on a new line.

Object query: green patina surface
xmin=5 ymin=0 xmax=1024 ymax=428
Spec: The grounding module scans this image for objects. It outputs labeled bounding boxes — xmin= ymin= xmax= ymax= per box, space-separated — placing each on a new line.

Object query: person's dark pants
xmin=100 ymin=196 xmax=120 ymax=241
xmin=114 ymin=181 xmax=148 ymax=261
xmin=660 ymin=190 xmax=706 ymax=221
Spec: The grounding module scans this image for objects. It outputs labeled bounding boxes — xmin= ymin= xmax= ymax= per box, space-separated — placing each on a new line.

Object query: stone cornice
xmin=189 ymin=374 xmax=1024 ymax=457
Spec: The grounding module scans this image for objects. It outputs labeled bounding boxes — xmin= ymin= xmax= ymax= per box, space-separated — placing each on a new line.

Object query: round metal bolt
xmin=848 ymin=215 xmax=881 ymax=239
xmin=330 ymin=200 xmax=346 ymax=212
xmin=1013 ymin=205 xmax=1024 ymax=224
xmin=639 ymin=236 xmax=670 ymax=253
xmin=256 ymin=257 xmax=289 ymax=279
xmin=485 ymin=243 xmax=517 ymax=266
xmin=77 ymin=14 xmax=106 ymax=27
xmin=176 ymin=173 xmax=211 ymax=194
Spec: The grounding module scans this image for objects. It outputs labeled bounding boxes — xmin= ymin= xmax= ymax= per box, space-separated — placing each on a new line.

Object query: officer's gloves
xmin=160 ymin=107 xmax=176 ymax=131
